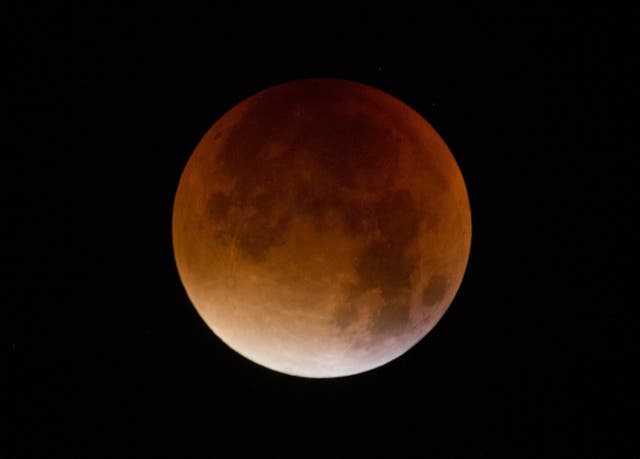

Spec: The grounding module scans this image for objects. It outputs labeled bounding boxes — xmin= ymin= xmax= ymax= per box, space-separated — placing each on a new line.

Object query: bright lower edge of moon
xmin=172 ymin=79 xmax=471 ymax=378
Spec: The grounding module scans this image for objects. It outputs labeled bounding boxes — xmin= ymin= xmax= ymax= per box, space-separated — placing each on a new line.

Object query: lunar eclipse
xmin=172 ymin=79 xmax=471 ymax=378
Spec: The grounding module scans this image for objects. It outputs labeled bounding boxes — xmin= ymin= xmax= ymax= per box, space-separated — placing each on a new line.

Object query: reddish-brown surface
xmin=172 ymin=79 xmax=471 ymax=377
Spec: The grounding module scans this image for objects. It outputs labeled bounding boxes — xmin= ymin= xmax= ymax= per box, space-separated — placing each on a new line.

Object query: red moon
xmin=172 ymin=79 xmax=471 ymax=378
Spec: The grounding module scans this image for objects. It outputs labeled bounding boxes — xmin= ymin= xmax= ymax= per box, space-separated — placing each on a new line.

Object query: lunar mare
xmin=172 ymin=79 xmax=471 ymax=378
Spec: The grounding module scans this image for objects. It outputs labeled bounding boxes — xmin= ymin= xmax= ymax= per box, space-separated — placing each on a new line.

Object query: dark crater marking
xmin=421 ymin=275 xmax=448 ymax=308
xmin=338 ymin=189 xmax=422 ymax=338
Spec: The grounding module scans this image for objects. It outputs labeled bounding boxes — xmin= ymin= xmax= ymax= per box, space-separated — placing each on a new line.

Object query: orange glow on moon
xmin=172 ymin=79 xmax=471 ymax=378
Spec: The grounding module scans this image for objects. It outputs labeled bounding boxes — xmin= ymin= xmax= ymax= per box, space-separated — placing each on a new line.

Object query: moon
xmin=172 ymin=79 xmax=471 ymax=378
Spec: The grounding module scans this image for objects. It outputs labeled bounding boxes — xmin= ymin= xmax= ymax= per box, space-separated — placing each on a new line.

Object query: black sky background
xmin=8 ymin=6 xmax=637 ymax=457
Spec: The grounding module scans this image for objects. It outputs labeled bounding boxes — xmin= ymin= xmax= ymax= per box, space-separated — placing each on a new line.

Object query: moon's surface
xmin=172 ymin=79 xmax=471 ymax=378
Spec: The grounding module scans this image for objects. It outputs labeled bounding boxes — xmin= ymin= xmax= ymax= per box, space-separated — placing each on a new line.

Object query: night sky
xmin=9 ymin=6 xmax=636 ymax=457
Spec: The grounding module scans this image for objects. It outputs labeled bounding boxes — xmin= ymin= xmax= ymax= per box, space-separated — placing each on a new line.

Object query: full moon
xmin=172 ymin=79 xmax=471 ymax=378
